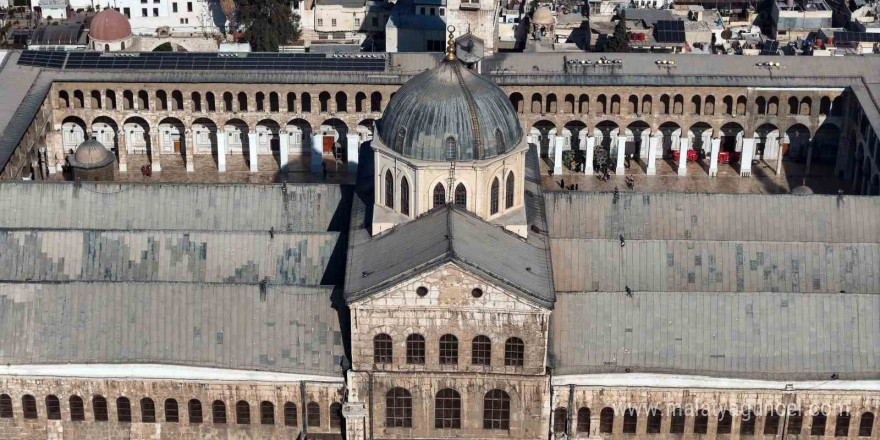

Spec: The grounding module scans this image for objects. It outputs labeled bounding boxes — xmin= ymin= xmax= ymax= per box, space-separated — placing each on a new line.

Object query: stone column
xmin=347 ymin=133 xmax=360 ymax=174
xmin=709 ymin=138 xmax=721 ymax=177
xmin=217 ymin=129 xmax=227 ymax=172
xmin=311 ymin=133 xmax=324 ymax=173
xmin=184 ymin=129 xmax=195 ymax=172
xmin=615 ymin=136 xmax=627 ymax=175
xmin=553 ymin=135 xmax=564 ymax=175
xmin=740 ymin=137 xmax=756 ymax=177
xmin=678 ymin=137 xmax=689 ymax=176
xmin=117 ymin=130 xmax=128 ymax=172
xmin=150 ymin=128 xmax=161 ymax=172
xmin=584 ymin=136 xmax=595 ymax=175
xmin=647 ymin=135 xmax=660 ymax=176
xmin=248 ymin=130 xmax=258 ymax=173
xmin=279 ymin=130 xmax=290 ymax=174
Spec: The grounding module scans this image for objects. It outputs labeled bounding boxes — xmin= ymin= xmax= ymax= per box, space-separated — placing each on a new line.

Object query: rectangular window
xmin=123 ymin=7 xmax=131 ymax=17
xmin=440 ymin=7 xmax=445 ymax=15
xmin=331 ymin=18 xmax=337 ymax=27
xmin=142 ymin=8 xmax=148 ymax=16
xmin=430 ymin=7 xmax=436 ymax=15
xmin=172 ymin=2 xmax=178 ymax=12
xmin=153 ymin=8 xmax=159 ymax=16
xmin=317 ymin=18 xmax=323 ymax=26
xmin=355 ymin=18 xmax=360 ymax=26
xmin=187 ymin=1 xmax=193 ymax=12
xmin=141 ymin=0 xmax=147 ymax=3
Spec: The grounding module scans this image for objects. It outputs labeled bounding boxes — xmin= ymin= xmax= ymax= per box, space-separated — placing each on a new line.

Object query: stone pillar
xmin=709 ymin=138 xmax=721 ymax=177
xmin=584 ymin=136 xmax=595 ymax=175
xmin=217 ymin=129 xmax=227 ymax=172
xmin=678 ymin=137 xmax=689 ymax=176
xmin=184 ymin=129 xmax=195 ymax=172
xmin=117 ymin=130 xmax=128 ymax=172
xmin=740 ymin=137 xmax=756 ymax=177
xmin=279 ymin=130 xmax=290 ymax=174
xmin=347 ymin=133 xmax=360 ymax=174
xmin=150 ymin=128 xmax=161 ymax=172
xmin=615 ymin=136 xmax=627 ymax=175
xmin=311 ymin=133 xmax=324 ymax=173
xmin=553 ymin=135 xmax=564 ymax=175
xmin=248 ymin=131 xmax=258 ymax=173
xmin=647 ymin=135 xmax=660 ymax=176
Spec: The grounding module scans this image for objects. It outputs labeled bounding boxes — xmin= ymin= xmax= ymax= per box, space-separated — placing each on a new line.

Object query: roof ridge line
xmin=450 ymin=61 xmax=483 ymax=159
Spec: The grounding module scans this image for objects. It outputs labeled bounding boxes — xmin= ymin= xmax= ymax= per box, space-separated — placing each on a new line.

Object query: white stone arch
xmin=91 ymin=116 xmax=119 ymax=152
xmin=158 ymin=117 xmax=185 ymax=155
xmin=256 ymin=119 xmax=281 ymax=155
xmin=223 ymin=119 xmax=249 ymax=155
xmin=123 ymin=117 xmax=151 ymax=155
xmin=285 ymin=119 xmax=312 ymax=156
xmin=192 ymin=118 xmax=219 ymax=155
xmin=61 ymin=116 xmax=87 ymax=153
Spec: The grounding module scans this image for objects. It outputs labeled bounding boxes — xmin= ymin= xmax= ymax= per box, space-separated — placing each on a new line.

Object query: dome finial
xmin=445 ymin=25 xmax=456 ymax=60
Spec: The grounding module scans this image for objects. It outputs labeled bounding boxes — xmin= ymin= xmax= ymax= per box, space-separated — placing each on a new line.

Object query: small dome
xmin=790 ymin=185 xmax=814 ymax=196
xmin=377 ymin=59 xmax=522 ymax=162
xmin=532 ymin=7 xmax=555 ymax=25
xmin=70 ymin=138 xmax=115 ymax=169
xmin=89 ymin=8 xmax=132 ymax=42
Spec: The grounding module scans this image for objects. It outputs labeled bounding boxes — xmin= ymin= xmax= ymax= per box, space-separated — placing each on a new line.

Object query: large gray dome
xmin=377 ymin=59 xmax=522 ymax=161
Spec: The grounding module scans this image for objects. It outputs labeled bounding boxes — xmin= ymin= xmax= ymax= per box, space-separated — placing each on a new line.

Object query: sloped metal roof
xmin=0 ymin=282 xmax=344 ymax=376
xmin=345 ymin=205 xmax=555 ymax=307
xmin=546 ymin=191 xmax=880 ymax=379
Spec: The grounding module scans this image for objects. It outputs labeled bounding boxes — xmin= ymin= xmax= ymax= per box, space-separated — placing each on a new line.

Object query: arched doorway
xmin=61 ymin=116 xmax=87 ymax=154
xmin=286 ymin=119 xmax=312 ymax=157
xmin=813 ymin=123 xmax=841 ymax=164
xmin=320 ymin=118 xmax=349 ymax=162
xmin=192 ymin=118 xmax=218 ymax=165
xmin=562 ymin=121 xmax=587 ymax=150
xmin=531 ymin=120 xmax=556 ymax=157
xmin=91 ymin=117 xmax=119 ymax=152
xmin=158 ymin=117 xmax=186 ymax=159
xmin=357 ymin=119 xmax=375 ymax=142
xmin=224 ymin=118 xmax=250 ymax=161
xmin=659 ymin=122 xmax=681 ymax=158
xmin=783 ymin=124 xmax=811 ymax=160
xmin=626 ymin=120 xmax=650 ymax=160
xmin=720 ymin=122 xmax=744 ymax=153
xmin=754 ymin=123 xmax=780 ymax=161
xmin=123 ymin=116 xmax=152 ymax=161
xmin=688 ymin=122 xmax=712 ymax=159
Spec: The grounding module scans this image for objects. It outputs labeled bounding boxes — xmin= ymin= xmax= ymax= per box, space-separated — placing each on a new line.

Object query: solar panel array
xmin=655 ymin=20 xmax=686 ymax=44
xmin=760 ymin=40 xmax=779 ymax=55
xmin=833 ymin=31 xmax=880 ymax=43
xmin=17 ymin=50 xmax=388 ymax=72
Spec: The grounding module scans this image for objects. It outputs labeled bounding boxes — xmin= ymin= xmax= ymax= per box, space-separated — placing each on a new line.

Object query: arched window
xmin=577 ymin=407 xmax=591 ymax=433
xmin=717 ymin=410 xmax=733 ymax=434
xmin=384 ymin=170 xmax=394 ymax=209
xmin=104 ymin=43 xmax=110 ymax=51
xmin=260 ymin=401 xmax=275 ymax=425
xmin=92 ymin=395 xmax=108 ymax=421
xmin=236 ymin=401 xmax=250 ymax=425
xmin=307 ymin=402 xmax=321 ymax=427
xmin=400 ymin=176 xmax=410 ymax=216
xmin=504 ymin=337 xmax=524 ymax=367
xmin=435 ymin=389 xmax=461 ymax=429
xmin=471 ymin=335 xmax=491 ymax=366
xmin=505 ymin=172 xmax=515 ymax=208
xmin=0 ymin=394 xmax=11 ymax=418
xmin=741 ymin=410 xmax=756 ymax=436
xmin=386 ymin=388 xmax=412 ymax=428
xmin=46 ymin=395 xmax=61 ymax=420
xmin=237 ymin=92 xmax=248 ymax=111
xmin=140 ymin=398 xmax=155 ymax=423
xmin=454 ymin=183 xmax=466 ymax=207
xmin=671 ymin=408 xmax=686 ymax=434
xmin=859 ymin=412 xmax=874 ymax=437
xmin=600 ymin=407 xmax=615 ymax=433
xmin=812 ymin=412 xmax=828 ymax=436
xmin=394 ymin=128 xmax=406 ymax=153
xmin=835 ymin=412 xmax=851 ymax=437
xmin=188 ymin=399 xmax=203 ymax=424
xmin=284 ymin=402 xmax=297 ymax=426
xmin=647 ymin=408 xmax=662 ymax=434
xmin=765 ymin=411 xmax=780 ymax=435
xmin=623 ymin=408 xmax=638 ymax=433
xmin=212 ymin=400 xmax=227 ymax=424
xmin=446 ymin=136 xmax=457 ymax=160
xmin=70 ymin=396 xmax=85 ymax=421
xmin=117 ymin=397 xmax=132 ymax=422
xmin=490 ymin=178 xmax=500 ymax=215
xmin=439 ymin=334 xmax=459 ymax=365
xmin=406 ymin=334 xmax=426 ymax=364
xmin=554 ymin=407 xmax=568 ymax=434
xmin=21 ymin=395 xmax=37 ymax=419
xmin=374 ymin=333 xmax=393 ymax=364
xmin=694 ymin=409 xmax=709 ymax=434
xmin=331 ymin=403 xmax=344 ymax=427
xmin=165 ymin=399 xmax=179 ymax=422
xmin=433 ymin=183 xmax=446 ymax=208
xmin=788 ymin=411 xmax=803 ymax=434
xmin=59 ymin=90 xmax=70 ymax=108
xmin=484 ymin=390 xmax=510 ymax=430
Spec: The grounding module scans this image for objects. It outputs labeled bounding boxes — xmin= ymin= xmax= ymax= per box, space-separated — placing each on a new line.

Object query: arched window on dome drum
xmin=394 ymin=128 xmax=406 ymax=153
xmin=400 ymin=177 xmax=410 ymax=216
xmin=506 ymin=172 xmax=515 ymax=208
xmin=446 ymin=136 xmax=458 ymax=160
xmin=384 ymin=171 xmax=394 ymax=209
xmin=490 ymin=178 xmax=500 ymax=215
xmin=433 ymin=183 xmax=446 ymax=208
xmin=454 ymin=183 xmax=467 ymax=207
xmin=495 ymin=129 xmax=505 ymax=153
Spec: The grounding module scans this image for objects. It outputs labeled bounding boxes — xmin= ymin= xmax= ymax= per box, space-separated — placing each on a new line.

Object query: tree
xmin=235 ymin=0 xmax=301 ymax=51
xmin=220 ymin=0 xmax=236 ymax=34
xmin=605 ymin=19 xmax=630 ymax=52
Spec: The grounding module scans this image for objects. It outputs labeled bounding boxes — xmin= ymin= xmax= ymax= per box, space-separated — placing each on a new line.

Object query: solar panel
xmin=833 ymin=31 xmax=880 ymax=43
xmin=760 ymin=40 xmax=779 ymax=55
xmin=16 ymin=50 xmax=387 ymax=72
xmin=655 ymin=20 xmax=686 ymax=43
